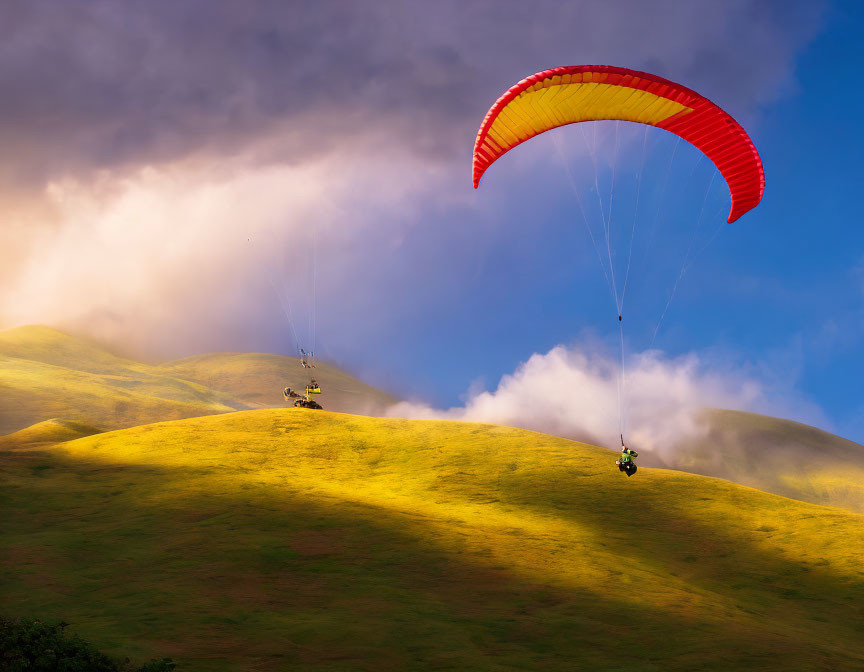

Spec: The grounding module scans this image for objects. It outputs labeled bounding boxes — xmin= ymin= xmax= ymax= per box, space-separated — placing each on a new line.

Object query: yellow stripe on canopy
xmin=478 ymin=82 xmax=692 ymax=161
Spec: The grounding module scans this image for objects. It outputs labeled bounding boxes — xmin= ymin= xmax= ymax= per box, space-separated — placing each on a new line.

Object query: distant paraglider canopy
xmin=473 ymin=65 xmax=764 ymax=223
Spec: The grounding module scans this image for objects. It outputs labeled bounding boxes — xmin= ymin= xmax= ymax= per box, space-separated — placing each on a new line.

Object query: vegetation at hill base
xmin=0 ymin=615 xmax=175 ymax=671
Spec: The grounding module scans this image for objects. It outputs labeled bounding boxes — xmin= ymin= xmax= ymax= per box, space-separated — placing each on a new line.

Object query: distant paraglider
xmin=256 ymin=196 xmax=320 ymax=409
xmin=472 ymin=65 xmax=765 ymax=473
xmin=299 ymin=348 xmax=315 ymax=369
xmin=283 ymin=377 xmax=323 ymax=410
xmin=282 ymin=344 xmax=322 ymax=410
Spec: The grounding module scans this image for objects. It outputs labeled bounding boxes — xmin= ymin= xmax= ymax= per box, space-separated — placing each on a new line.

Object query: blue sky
xmin=751 ymin=0 xmax=864 ymax=437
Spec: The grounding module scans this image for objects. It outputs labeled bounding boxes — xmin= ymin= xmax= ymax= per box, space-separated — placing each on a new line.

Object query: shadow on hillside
xmin=494 ymin=465 xmax=864 ymax=644
xmin=2 ymin=446 xmax=863 ymax=671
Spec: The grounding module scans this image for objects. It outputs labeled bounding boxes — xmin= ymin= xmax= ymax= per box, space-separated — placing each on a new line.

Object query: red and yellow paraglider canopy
xmin=473 ymin=65 xmax=764 ymax=223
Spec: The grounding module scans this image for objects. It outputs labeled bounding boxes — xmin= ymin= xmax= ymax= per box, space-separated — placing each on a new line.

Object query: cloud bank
xmin=0 ymin=1 xmax=824 ymax=188
xmin=0 ymin=0 xmax=826 ymax=371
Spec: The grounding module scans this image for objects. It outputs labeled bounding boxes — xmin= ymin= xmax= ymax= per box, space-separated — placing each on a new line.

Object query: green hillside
xmin=0 ymin=328 xmax=239 ymax=435
xmin=0 ymin=326 xmax=396 ymax=435
xmin=0 ymin=418 xmax=103 ymax=450
xmin=643 ymin=410 xmax=864 ymax=513
xmin=0 ymin=325 xmax=146 ymax=375
xmin=2 ymin=410 xmax=863 ymax=671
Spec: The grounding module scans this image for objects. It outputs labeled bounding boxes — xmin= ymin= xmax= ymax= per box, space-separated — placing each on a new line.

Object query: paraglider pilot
xmin=616 ymin=438 xmax=638 ymax=477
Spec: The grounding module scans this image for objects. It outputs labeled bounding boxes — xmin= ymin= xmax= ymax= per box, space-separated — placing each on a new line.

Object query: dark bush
xmin=0 ymin=617 xmax=175 ymax=671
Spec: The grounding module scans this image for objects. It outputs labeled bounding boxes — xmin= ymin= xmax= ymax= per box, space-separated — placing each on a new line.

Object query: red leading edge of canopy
xmin=472 ymin=65 xmax=765 ymax=223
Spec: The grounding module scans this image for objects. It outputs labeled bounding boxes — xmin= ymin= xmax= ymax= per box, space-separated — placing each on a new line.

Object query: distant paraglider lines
xmin=244 ymin=221 xmax=319 ymax=367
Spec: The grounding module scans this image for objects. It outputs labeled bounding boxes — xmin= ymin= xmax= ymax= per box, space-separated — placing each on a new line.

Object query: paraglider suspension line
xmin=651 ymin=171 xmax=717 ymax=346
xmin=617 ymin=312 xmax=626 ymax=439
xmin=554 ymin=133 xmax=617 ymax=308
xmin=620 ymin=125 xmax=648 ymax=315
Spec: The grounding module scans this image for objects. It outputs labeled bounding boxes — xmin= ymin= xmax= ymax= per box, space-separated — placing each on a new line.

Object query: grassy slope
xmin=642 ymin=410 xmax=864 ymax=513
xmin=157 ymin=353 xmax=397 ymax=416
xmin=2 ymin=410 xmax=863 ymax=671
xmin=0 ymin=326 xmax=396 ymax=436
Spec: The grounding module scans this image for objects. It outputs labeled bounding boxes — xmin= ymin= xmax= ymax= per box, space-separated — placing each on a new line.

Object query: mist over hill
xmin=647 ymin=409 xmax=864 ymax=513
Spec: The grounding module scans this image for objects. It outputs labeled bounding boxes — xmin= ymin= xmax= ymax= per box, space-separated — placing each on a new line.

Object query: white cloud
xmin=0 ymin=138 xmax=462 ymax=357
xmin=388 ymin=342 xmax=827 ymax=456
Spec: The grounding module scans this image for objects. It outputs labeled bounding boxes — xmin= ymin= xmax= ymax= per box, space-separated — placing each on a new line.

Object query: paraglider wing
xmin=472 ymin=65 xmax=764 ymax=222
